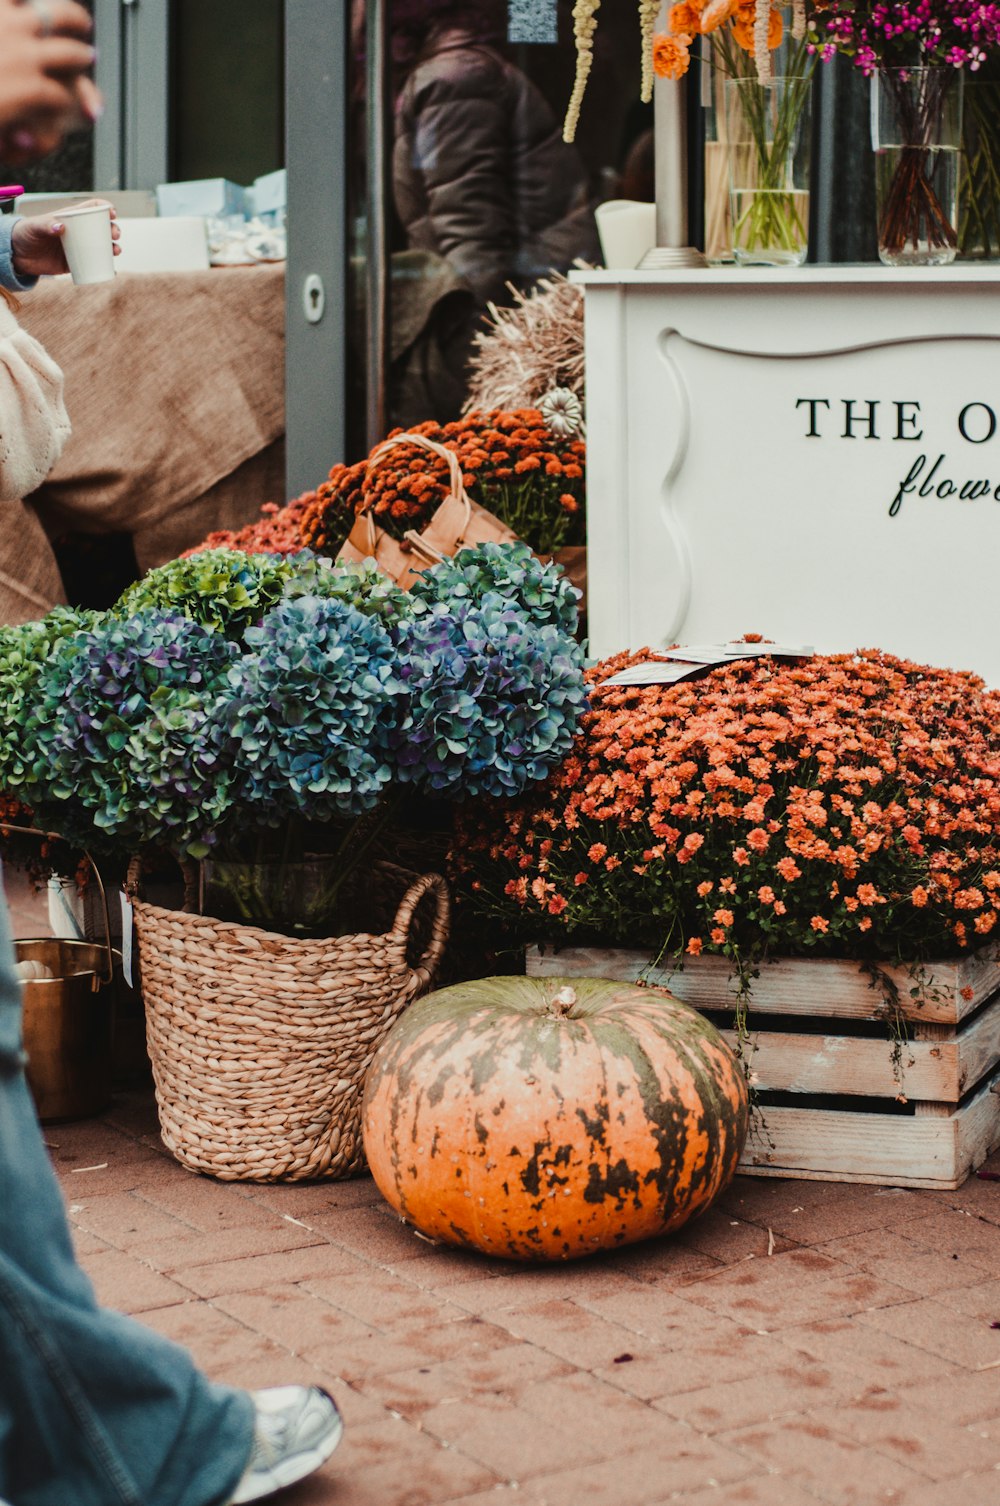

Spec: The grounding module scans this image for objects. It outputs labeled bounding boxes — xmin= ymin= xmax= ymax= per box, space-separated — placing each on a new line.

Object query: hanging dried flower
xmin=754 ymin=0 xmax=773 ymax=82
xmin=563 ymin=0 xmax=601 ymax=143
xmin=638 ymin=0 xmax=663 ymax=102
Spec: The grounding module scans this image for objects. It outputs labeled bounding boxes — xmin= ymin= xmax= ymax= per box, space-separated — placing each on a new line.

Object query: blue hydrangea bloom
xmin=391 ymin=593 xmax=587 ymax=799
xmin=223 ymin=594 xmax=404 ymax=821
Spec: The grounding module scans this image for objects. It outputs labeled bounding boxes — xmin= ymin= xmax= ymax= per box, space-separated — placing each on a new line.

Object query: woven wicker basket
xmin=127 ymin=862 xmax=450 ymax=1181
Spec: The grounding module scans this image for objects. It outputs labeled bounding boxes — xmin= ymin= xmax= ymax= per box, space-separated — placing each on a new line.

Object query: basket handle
xmin=365 ymin=432 xmax=473 ymax=542
xmin=1 ymin=823 xmax=113 ymax=987
xmin=388 ymin=871 xmax=450 ymax=990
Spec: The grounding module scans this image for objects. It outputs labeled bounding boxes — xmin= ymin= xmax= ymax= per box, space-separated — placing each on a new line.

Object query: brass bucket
xmin=7 ymin=827 xmax=116 ymax=1122
xmin=18 ymin=938 xmax=115 ymax=1122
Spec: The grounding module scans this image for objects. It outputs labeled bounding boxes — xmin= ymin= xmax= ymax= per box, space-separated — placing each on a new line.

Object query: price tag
xmin=508 ymin=0 xmax=557 ymax=44
xmin=119 ymin=891 xmax=134 ymax=989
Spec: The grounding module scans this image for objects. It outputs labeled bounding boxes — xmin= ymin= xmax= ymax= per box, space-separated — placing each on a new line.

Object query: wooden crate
xmin=524 ymin=944 xmax=1000 ymax=1190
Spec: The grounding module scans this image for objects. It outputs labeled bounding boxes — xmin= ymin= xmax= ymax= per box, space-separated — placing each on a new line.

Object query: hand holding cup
xmin=12 ymin=200 xmax=121 ymax=281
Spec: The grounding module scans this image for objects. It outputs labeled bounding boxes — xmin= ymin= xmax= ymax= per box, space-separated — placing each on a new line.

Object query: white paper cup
xmin=595 ymin=199 xmax=657 ymax=270
xmin=58 ymin=203 xmax=115 ymax=285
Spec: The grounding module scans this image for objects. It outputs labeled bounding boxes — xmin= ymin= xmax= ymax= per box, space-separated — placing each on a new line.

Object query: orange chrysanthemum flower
xmin=652 ymin=31 xmax=693 ymax=80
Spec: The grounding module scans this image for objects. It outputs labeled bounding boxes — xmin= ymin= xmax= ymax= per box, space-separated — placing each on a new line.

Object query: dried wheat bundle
xmin=462 ymin=271 xmax=587 ymax=417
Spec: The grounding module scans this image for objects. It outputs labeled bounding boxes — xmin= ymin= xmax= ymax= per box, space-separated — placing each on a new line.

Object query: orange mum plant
xmin=453 ymin=647 xmax=1000 ymax=966
xmin=186 ymin=411 xmax=586 ymax=563
xmin=298 ymin=410 xmax=586 ymax=559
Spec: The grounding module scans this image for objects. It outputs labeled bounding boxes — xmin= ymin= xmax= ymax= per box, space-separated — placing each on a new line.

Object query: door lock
xmin=303 ymin=274 xmax=325 ymax=325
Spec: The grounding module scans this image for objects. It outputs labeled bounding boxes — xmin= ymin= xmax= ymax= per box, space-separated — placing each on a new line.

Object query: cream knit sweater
xmin=0 ymin=295 xmax=71 ymax=502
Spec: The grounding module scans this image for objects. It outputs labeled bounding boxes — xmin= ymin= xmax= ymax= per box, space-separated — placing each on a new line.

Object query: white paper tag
xmin=601 ymin=643 xmax=814 ymax=688
xmin=119 ymin=891 xmax=134 ymax=989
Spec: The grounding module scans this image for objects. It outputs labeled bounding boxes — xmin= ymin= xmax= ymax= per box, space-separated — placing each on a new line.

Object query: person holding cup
xmin=0 ymin=4 xmax=345 ymax=1502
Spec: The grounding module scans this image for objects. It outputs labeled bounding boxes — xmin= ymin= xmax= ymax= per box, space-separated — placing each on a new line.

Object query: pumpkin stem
xmin=550 ymin=985 xmax=578 ymax=1017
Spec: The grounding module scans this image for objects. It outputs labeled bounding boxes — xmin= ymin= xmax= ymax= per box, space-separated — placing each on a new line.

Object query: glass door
xmin=346 ymin=0 xmax=657 ymax=458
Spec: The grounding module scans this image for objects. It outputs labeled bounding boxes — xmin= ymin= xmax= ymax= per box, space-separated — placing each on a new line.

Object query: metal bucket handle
xmin=1 ymin=824 xmax=114 ymax=989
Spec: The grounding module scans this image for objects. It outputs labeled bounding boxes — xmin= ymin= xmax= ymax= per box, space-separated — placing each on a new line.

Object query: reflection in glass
xmin=349 ymin=0 xmax=651 ymax=448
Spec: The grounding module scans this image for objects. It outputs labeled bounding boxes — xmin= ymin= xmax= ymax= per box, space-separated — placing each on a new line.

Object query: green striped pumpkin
xmin=362 ymin=975 xmax=749 ymax=1261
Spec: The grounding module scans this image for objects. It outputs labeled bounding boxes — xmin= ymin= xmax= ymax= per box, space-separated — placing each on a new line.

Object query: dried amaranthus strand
xmin=563 ymin=0 xmax=601 ymax=143
xmin=792 ymin=0 xmax=806 ymax=40
xmin=638 ymin=0 xmax=661 ymax=103
xmin=754 ymin=0 xmax=773 ymax=83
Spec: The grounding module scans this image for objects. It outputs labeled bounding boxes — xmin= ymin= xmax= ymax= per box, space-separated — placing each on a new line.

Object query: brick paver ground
xmin=7 ymin=873 xmax=1000 ymax=1505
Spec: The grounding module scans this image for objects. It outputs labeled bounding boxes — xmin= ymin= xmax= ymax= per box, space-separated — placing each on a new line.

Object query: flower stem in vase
xmin=873 ymin=67 xmax=963 ymax=267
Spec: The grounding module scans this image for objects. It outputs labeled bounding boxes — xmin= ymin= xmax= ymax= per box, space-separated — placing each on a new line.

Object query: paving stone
xmin=413 ymin=1391 xmax=623 ymax=1479
xmin=240 ymin=1174 xmax=386 ymax=1217
xmin=898 ymin=1368 xmax=1000 ymax=1427
xmin=174 ymin=1239 xmax=370 ymax=1297
xmin=889 ymin=1206 xmax=1000 ymax=1265
xmin=572 ymin=1285 xmax=717 ymax=1339
xmin=298 ymin=1315 xmax=518 ymax=1387
xmin=79 ymin=1247 xmax=196 ymax=1314
xmin=508 ymin=1432 xmax=756 ymax=1506
xmin=672 ymin=1210 xmax=797 ymax=1263
xmin=815 ymin=1226 xmax=995 ymax=1295
xmin=509 ymin=1369 xmax=719 ymax=1457
xmin=678 ymin=1248 xmax=914 ymax=1332
xmin=68 ymin=1224 xmax=111 ymax=1258
xmin=141 ymin=1300 xmax=290 ymax=1373
xmin=213 ymin=1283 xmax=377 ymax=1353
xmin=302 ymin=1416 xmax=500 ymax=1506
xmin=716 ymin=1416 xmax=930 ymax=1503
xmin=135 ymin=1173 xmax=306 ymax=1232
xmin=355 ymin=1343 xmax=574 ymax=1417
xmin=662 ymin=1476 xmax=827 ymax=1506
xmin=483 ymin=1296 xmax=659 ymax=1371
xmin=654 ymin=1359 xmax=858 ymax=1434
xmin=603 ymin=1241 xmax=725 ymax=1285
xmin=877 ymin=1466 xmax=1000 ymax=1506
xmin=143 ymin=1220 xmax=328 ymax=1273
xmin=922 ymin=1275 xmax=1000 ymax=1323
xmin=385 ymin=1248 xmax=527 ymax=1289
xmin=775 ymin=1316 xmax=964 ymax=1389
xmin=303 ymin=1268 xmax=469 ymax=1329
xmin=69 ymin=1191 xmax=200 ymax=1247
xmin=854 ymin=1295 xmax=1000 ymax=1371
xmin=593 ymin=1328 xmax=778 ymax=1402
xmin=819 ymin=1396 xmax=1000 ymax=1481
xmin=440 ymin=1263 xmax=637 ymax=1316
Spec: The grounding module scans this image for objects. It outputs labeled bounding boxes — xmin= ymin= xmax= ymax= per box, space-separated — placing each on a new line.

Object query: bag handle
xmin=1 ymin=823 xmax=113 ymax=987
xmin=363 ymin=432 xmax=473 ymax=553
xmin=387 ymin=870 xmax=450 ymax=991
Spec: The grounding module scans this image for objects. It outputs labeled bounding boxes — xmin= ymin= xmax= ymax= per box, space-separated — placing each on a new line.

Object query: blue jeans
xmin=0 ymin=894 xmax=254 ymax=1506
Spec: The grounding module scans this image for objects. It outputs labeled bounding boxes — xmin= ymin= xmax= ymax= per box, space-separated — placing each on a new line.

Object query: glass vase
xmin=201 ymin=855 xmax=349 ymax=937
xmin=871 ymin=67 xmax=963 ymax=267
xmin=724 ymin=75 xmax=812 ymax=267
xmin=959 ymin=77 xmax=1000 ymax=259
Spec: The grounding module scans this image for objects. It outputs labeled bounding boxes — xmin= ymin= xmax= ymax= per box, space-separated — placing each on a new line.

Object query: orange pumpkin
xmin=361 ymin=975 xmax=749 ymax=1262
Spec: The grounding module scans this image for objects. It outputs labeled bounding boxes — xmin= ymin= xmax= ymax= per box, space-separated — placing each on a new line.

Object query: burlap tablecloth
xmin=1 ymin=261 xmax=285 ymax=623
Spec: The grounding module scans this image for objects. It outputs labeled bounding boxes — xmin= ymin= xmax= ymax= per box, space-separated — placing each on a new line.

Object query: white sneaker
xmin=228 ymin=1386 xmax=343 ymax=1503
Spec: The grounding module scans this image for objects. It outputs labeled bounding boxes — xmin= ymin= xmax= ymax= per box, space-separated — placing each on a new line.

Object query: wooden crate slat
xmin=735 ymin=1030 xmax=958 ymax=1102
xmin=525 ymin=944 xmax=1000 ymax=1025
xmin=958 ymin=994 xmax=1000 ymax=1097
xmin=739 ymin=1071 xmax=1000 ymax=1190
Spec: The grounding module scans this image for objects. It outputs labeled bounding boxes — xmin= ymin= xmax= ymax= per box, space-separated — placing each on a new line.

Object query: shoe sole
xmin=229 ymin=1412 xmax=344 ymax=1504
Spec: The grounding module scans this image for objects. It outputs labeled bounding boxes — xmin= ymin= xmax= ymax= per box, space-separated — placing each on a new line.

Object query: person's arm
xmin=0 ymin=310 xmax=70 ymax=500
xmin=0 ymin=217 xmax=38 ymax=292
